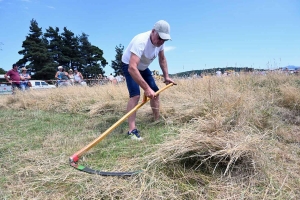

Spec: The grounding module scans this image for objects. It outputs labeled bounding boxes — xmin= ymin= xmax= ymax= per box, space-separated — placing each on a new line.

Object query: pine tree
xmin=111 ymin=44 xmax=124 ymax=75
xmin=0 ymin=68 xmax=6 ymax=74
xmin=17 ymin=19 xmax=53 ymax=79
xmin=44 ymin=26 xmax=63 ymax=65
xmin=61 ymin=27 xmax=80 ymax=70
xmin=78 ymin=33 xmax=107 ymax=77
xmin=17 ymin=19 xmax=108 ymax=80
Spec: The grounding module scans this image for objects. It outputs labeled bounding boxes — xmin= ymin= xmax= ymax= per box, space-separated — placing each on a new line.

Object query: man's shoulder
xmin=133 ymin=31 xmax=151 ymax=43
xmin=135 ymin=30 xmax=151 ymax=37
xmin=7 ymin=69 xmax=17 ymax=75
xmin=131 ymin=31 xmax=151 ymax=50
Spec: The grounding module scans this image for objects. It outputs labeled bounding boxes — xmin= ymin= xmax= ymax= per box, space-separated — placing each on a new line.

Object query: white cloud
xmin=164 ymin=46 xmax=176 ymax=52
xmin=47 ymin=5 xmax=55 ymax=9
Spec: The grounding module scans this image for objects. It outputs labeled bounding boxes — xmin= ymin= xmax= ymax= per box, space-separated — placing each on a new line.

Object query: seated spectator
xmin=20 ymin=67 xmax=31 ymax=91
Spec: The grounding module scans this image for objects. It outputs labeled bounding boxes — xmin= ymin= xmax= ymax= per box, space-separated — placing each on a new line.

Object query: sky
xmin=0 ymin=0 xmax=299 ymax=75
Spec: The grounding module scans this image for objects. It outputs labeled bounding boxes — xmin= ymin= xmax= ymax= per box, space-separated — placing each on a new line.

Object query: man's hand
xmin=164 ymin=77 xmax=176 ymax=85
xmin=144 ymin=88 xmax=156 ymax=99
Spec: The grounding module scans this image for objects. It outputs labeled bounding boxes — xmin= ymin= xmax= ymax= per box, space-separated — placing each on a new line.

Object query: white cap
xmin=58 ymin=66 xmax=63 ymax=69
xmin=153 ymin=20 xmax=171 ymax=40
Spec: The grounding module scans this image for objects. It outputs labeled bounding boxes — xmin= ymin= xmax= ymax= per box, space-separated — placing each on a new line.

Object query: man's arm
xmin=128 ymin=53 xmax=155 ymax=98
xmin=158 ymin=50 xmax=169 ymax=79
xmin=158 ymin=50 xmax=176 ymax=85
xmin=4 ymin=72 xmax=11 ymax=83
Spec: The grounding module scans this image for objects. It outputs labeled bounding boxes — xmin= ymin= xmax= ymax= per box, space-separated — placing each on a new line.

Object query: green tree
xmin=111 ymin=44 xmax=124 ymax=75
xmin=61 ymin=27 xmax=80 ymax=70
xmin=32 ymin=63 xmax=57 ymax=80
xmin=16 ymin=19 xmax=108 ymax=80
xmin=78 ymin=33 xmax=107 ymax=76
xmin=0 ymin=67 xmax=6 ymax=74
xmin=17 ymin=19 xmax=53 ymax=79
xmin=44 ymin=26 xmax=63 ymax=65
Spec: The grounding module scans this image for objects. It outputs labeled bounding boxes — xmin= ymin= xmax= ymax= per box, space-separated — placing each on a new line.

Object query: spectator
xmin=107 ymin=73 xmax=114 ymax=80
xmin=68 ymin=69 xmax=75 ymax=85
xmin=115 ymin=73 xmax=125 ymax=83
xmin=4 ymin=64 xmax=21 ymax=94
xmin=98 ymin=74 xmax=106 ymax=85
xmin=73 ymin=68 xmax=84 ymax=85
xmin=216 ymin=69 xmax=222 ymax=77
xmin=55 ymin=66 xmax=70 ymax=87
xmin=20 ymin=67 xmax=31 ymax=91
xmin=107 ymin=73 xmax=117 ymax=84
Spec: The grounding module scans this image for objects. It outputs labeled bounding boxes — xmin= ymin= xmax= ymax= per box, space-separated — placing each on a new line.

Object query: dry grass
xmin=1 ymin=74 xmax=300 ymax=199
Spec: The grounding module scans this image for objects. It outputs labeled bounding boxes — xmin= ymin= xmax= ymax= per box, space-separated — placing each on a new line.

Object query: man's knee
xmin=130 ymin=95 xmax=140 ymax=101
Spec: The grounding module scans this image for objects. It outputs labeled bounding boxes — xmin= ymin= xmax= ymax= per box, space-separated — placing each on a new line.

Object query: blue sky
xmin=0 ymin=0 xmax=299 ymax=75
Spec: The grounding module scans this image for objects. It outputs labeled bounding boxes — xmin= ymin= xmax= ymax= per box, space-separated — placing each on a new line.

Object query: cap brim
xmin=158 ymin=32 xmax=171 ymax=40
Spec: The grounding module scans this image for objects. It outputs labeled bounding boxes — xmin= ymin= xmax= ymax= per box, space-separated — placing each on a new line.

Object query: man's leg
xmin=122 ymin=63 xmax=141 ymax=132
xmin=141 ymin=68 xmax=160 ymax=121
xmin=150 ymin=95 xmax=160 ymax=121
xmin=127 ymin=95 xmax=140 ymax=131
xmin=12 ymin=83 xmax=21 ymax=94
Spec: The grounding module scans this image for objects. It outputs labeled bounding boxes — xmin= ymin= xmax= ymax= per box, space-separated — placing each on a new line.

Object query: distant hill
xmin=283 ymin=65 xmax=299 ymax=70
xmin=171 ymin=67 xmax=254 ymax=77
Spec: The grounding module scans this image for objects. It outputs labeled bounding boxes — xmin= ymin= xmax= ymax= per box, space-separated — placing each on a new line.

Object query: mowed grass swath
xmin=0 ymin=74 xmax=300 ymax=199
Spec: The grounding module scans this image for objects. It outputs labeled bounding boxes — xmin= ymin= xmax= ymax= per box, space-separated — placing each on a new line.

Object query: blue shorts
xmin=122 ymin=63 xmax=159 ymax=98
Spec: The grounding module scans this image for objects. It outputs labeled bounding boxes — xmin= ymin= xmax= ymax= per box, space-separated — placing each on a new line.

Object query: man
xmin=121 ymin=20 xmax=176 ymax=140
xmin=5 ymin=64 xmax=21 ymax=94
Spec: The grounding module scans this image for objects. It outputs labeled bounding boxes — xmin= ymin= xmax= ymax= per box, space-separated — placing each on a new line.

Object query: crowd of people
xmin=4 ymin=64 xmax=31 ymax=94
xmin=54 ymin=66 xmax=125 ymax=87
xmin=54 ymin=66 xmax=86 ymax=87
xmin=3 ymin=64 xmax=127 ymax=94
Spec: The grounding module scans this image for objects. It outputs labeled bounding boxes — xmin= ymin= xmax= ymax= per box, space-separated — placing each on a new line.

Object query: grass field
xmin=0 ymin=74 xmax=300 ymax=199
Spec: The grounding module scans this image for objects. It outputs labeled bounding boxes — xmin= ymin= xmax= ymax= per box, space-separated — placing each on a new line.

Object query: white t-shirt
xmin=116 ymin=75 xmax=124 ymax=82
xmin=107 ymin=75 xmax=115 ymax=81
xmin=122 ymin=31 xmax=164 ymax=71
